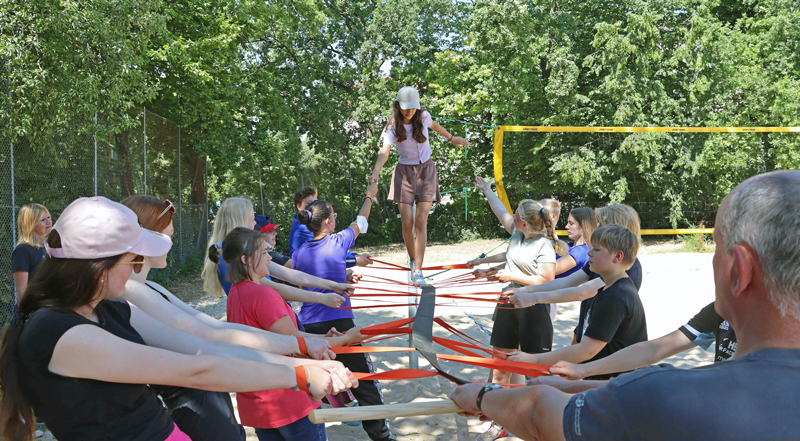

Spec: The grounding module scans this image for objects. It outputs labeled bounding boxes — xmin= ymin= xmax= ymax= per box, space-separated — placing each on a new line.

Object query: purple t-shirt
xmin=292 ymin=228 xmax=356 ymax=324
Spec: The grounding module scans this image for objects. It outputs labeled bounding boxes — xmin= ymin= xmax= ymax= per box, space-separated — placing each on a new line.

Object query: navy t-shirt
xmin=679 ymin=301 xmax=737 ymax=362
xmin=574 ymin=277 xmax=648 ymax=379
xmin=11 ymin=243 xmax=47 ymax=280
xmin=563 ymin=349 xmax=800 ymax=440
xmin=581 ymin=257 xmax=642 ymax=291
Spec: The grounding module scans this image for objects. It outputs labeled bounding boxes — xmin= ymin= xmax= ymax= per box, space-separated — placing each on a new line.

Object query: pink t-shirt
xmin=227 ymin=280 xmax=319 ymax=428
xmin=381 ymin=110 xmax=434 ymax=164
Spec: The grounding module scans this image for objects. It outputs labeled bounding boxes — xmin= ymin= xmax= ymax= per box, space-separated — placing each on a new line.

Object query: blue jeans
xmin=254 ymin=412 xmax=327 ymax=441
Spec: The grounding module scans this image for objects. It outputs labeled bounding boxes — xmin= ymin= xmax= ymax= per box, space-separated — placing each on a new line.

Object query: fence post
xmin=257 ymin=159 xmax=265 ymax=215
xmin=142 ymin=107 xmax=147 ymax=194
xmin=204 ymin=156 xmax=209 ymax=245
xmin=177 ymin=126 xmax=182 ymax=261
xmin=9 ymin=138 xmax=15 ymax=246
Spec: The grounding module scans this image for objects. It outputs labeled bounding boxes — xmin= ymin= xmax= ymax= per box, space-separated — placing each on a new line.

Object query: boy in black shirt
xmin=509 ymin=225 xmax=647 ymax=378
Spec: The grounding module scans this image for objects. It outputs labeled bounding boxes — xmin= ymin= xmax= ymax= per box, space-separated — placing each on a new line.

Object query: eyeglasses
xmin=119 ymin=255 xmax=145 ymax=274
xmin=332 ymin=213 xmax=338 ymax=220
xmin=157 ymin=199 xmax=176 ymax=220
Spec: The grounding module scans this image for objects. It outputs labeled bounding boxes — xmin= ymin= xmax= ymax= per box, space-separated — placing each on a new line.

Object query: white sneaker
xmin=414 ymin=270 xmax=427 ymax=286
xmin=475 ymin=423 xmax=507 ymax=441
xmin=409 ymin=261 xmax=415 ymax=272
xmin=34 ymin=429 xmax=44 ymax=438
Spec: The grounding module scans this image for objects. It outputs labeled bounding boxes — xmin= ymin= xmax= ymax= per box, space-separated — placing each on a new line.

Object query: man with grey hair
xmin=451 ymin=170 xmax=800 ymax=440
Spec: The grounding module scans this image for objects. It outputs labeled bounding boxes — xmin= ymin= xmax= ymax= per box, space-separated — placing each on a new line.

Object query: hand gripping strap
xmin=295 ymin=366 xmax=310 ymax=394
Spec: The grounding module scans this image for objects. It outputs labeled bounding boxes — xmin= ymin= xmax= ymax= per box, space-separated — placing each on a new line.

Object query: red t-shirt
xmin=227 ymin=280 xmax=319 ymax=428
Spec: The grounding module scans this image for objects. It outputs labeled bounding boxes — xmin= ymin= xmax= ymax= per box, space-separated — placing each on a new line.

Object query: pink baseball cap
xmin=45 ymin=196 xmax=172 ymax=259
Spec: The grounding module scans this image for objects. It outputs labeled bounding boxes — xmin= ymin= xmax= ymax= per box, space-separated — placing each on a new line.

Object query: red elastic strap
xmin=296 ymin=337 xmax=308 ymax=356
xmin=294 ymin=366 xmax=310 ymax=393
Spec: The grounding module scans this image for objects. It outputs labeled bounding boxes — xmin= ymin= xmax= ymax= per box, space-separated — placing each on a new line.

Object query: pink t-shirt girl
xmin=381 ymin=110 xmax=434 ymax=164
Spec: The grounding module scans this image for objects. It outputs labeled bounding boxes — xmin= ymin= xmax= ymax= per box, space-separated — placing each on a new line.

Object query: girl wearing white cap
xmin=369 ymin=86 xmax=470 ymax=285
xmin=0 ymin=196 xmax=357 ymax=441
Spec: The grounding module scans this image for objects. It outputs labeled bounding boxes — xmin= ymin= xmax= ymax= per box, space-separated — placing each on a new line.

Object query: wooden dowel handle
xmin=308 ymin=399 xmax=464 ymax=424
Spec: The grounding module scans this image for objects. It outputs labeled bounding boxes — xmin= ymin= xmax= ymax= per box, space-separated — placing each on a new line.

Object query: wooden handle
xmin=309 ymin=399 xmax=464 ymax=424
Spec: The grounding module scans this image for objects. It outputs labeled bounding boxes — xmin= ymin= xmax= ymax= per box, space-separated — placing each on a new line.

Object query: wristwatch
xmin=476 ymin=384 xmax=503 ymax=412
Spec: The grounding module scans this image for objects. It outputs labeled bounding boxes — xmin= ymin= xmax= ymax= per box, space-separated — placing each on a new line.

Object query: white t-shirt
xmin=504 ymin=229 xmax=557 ymax=289
xmin=381 ymin=110 xmax=434 ymax=164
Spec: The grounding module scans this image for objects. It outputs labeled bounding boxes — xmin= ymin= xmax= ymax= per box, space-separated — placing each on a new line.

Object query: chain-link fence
xmin=0 ymin=108 xmax=210 ymax=326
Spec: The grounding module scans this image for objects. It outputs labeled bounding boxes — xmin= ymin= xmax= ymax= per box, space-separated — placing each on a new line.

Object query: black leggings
xmin=304 ymin=318 xmax=395 ymax=441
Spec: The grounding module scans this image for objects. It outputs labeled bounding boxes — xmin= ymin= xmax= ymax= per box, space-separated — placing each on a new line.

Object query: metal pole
xmin=177 ymin=127 xmax=182 ymax=261
xmin=10 ymin=138 xmax=15 ymax=246
xmin=408 ymin=202 xmax=418 ymax=369
xmin=142 ymin=107 xmax=147 ymax=194
xmin=257 ymin=159 xmax=265 ymax=215
xmin=93 ymin=111 xmax=98 ymax=195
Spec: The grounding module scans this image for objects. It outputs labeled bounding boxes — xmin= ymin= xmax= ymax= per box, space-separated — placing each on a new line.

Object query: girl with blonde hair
xmin=11 ymin=204 xmax=52 ymax=301
xmin=466 ymin=177 xmax=569 ymax=388
xmin=202 ymin=197 xmax=354 ymax=308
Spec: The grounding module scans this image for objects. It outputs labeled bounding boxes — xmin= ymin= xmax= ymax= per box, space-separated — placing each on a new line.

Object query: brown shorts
xmin=387 ymin=159 xmax=442 ymax=205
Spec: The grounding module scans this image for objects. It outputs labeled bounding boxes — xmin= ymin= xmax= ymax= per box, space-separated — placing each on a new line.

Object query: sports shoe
xmin=414 ymin=270 xmax=427 ymax=286
xmin=34 ymin=429 xmax=44 ymax=438
xmin=475 ymin=422 xmax=507 ymax=440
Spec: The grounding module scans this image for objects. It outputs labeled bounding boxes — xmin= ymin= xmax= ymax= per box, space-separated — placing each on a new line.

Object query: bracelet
xmin=364 ymin=196 xmax=374 ymax=204
xmin=296 ymin=336 xmax=308 ymax=356
xmin=294 ymin=366 xmax=310 ymax=393
xmin=448 ymin=134 xmax=454 ymax=142
xmin=476 ymin=384 xmax=503 ymax=412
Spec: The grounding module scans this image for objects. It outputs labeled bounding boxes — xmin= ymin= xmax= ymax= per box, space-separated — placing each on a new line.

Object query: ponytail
xmin=298 ymin=200 xmax=334 ymax=234
xmin=207 ymin=242 xmax=222 ymax=264
xmin=0 ymin=317 xmax=34 ymax=441
xmin=540 ymin=209 xmax=570 ymax=256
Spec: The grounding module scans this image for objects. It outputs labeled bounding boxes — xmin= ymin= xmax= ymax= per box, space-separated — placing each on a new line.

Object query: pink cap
xmin=45 ymin=196 xmax=172 ymax=259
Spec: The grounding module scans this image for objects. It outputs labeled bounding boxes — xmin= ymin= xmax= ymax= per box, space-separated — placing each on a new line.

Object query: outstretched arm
xmin=505 ymin=278 xmax=604 ymax=309
xmin=510 ymin=335 xmax=607 ymax=367
xmin=369 ymin=144 xmax=392 ymax=184
xmin=474 ymin=176 xmax=515 ymax=234
xmin=451 ymin=383 xmax=569 ymax=441
xmin=260 ymin=277 xmax=347 ymax=308
xmin=269 ymin=262 xmax=353 ymax=295
xmin=550 ymin=330 xmax=695 ymax=380
xmin=348 ymin=183 xmax=379 ymax=239
xmin=430 ymin=121 xmax=470 ymax=148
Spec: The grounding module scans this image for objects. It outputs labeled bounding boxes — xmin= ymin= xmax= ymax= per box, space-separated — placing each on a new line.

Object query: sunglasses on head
xmin=157 ymin=199 xmax=176 ymax=220
xmin=119 ymin=255 xmax=145 ymax=274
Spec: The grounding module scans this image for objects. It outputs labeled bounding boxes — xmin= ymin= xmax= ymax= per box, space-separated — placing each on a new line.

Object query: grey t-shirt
xmin=504 ymin=229 xmax=556 ymax=289
xmin=563 ymin=348 xmax=800 ymax=440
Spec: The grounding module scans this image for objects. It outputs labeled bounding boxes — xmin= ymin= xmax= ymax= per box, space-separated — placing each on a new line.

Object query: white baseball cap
xmin=46 ymin=196 xmax=172 ymax=259
xmin=396 ymin=86 xmax=420 ymax=110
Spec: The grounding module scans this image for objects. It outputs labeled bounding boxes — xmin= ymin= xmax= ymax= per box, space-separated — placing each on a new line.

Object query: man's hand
xmin=306 ymin=338 xmax=336 ymax=360
xmin=450 ymin=383 xmax=489 ymax=417
xmin=355 ymin=254 xmax=374 ymax=267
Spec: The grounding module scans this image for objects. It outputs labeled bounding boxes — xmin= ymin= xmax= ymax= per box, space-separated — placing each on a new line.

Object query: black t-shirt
xmin=582 ymin=257 xmax=643 ymax=291
xmin=574 ymin=277 xmax=648 ymax=379
xmin=679 ymin=301 xmax=737 ymax=362
xmin=11 ymin=243 xmax=47 ymax=280
xmin=18 ymin=300 xmax=175 ymax=441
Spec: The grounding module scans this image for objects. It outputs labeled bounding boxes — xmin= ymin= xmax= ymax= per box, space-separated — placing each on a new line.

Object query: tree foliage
xmin=3 ymin=0 xmax=799 ymax=240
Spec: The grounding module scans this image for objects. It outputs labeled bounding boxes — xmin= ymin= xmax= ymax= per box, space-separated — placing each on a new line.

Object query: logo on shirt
xmin=719 ymin=320 xmax=729 ymax=330
xmin=573 ymin=393 xmax=585 ymax=436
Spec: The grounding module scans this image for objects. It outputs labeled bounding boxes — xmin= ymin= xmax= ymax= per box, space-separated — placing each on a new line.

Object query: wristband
xmin=364 ymin=196 xmax=373 ymax=204
xmin=296 ymin=336 xmax=308 ymax=356
xmin=294 ymin=366 xmax=310 ymax=394
xmin=448 ymin=134 xmax=454 ymax=141
xmin=476 ymin=384 xmax=503 ymax=412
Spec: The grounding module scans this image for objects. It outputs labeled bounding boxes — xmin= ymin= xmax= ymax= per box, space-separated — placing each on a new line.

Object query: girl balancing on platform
xmin=369 ymin=86 xmax=470 ymax=286
xmin=0 ymin=197 xmax=356 ymax=441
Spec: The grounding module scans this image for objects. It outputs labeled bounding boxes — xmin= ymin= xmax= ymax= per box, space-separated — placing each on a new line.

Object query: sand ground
xmin=35 ymin=240 xmax=716 ymax=441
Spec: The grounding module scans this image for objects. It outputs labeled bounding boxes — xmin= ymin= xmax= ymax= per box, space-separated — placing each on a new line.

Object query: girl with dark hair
xmin=292 ymin=183 xmax=396 ymax=441
xmin=369 ymin=86 xmax=470 ymax=285
xmin=0 ymin=197 xmax=357 ymax=441
xmin=216 ymin=227 xmax=363 ymax=440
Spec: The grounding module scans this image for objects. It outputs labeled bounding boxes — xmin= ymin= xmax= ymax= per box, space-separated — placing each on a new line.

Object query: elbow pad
xmin=356 ymin=215 xmax=369 ymax=234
